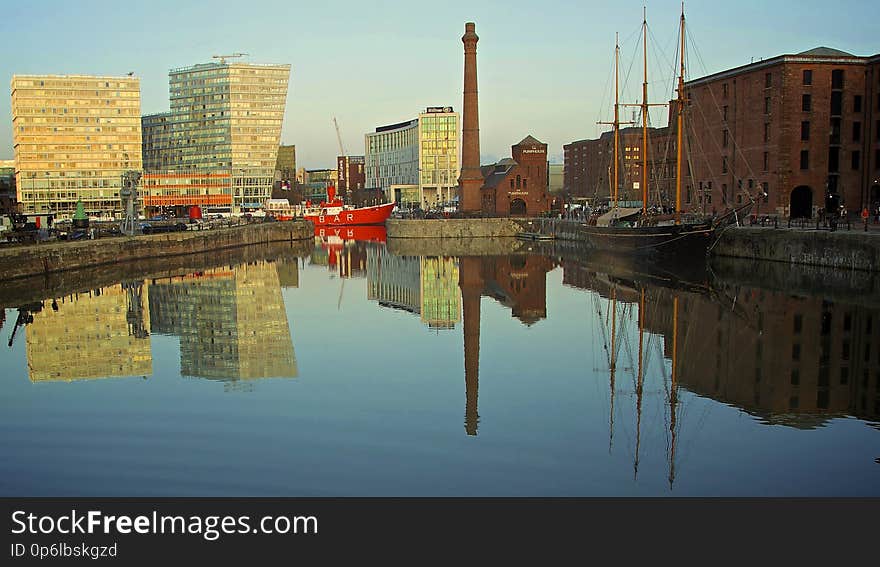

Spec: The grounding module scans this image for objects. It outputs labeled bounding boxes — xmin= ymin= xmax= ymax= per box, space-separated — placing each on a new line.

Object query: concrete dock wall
xmin=387 ymin=218 xmax=525 ymax=239
xmin=711 ymin=227 xmax=880 ymax=272
xmin=0 ymin=220 xmax=313 ymax=281
xmin=387 ymin=218 xmax=880 ymax=272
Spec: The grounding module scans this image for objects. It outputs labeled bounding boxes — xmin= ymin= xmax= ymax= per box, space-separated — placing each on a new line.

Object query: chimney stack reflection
xmin=459 ymin=256 xmax=483 ymax=435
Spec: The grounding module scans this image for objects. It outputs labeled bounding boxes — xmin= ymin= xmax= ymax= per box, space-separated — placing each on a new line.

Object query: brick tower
xmin=459 ymin=22 xmax=482 ymax=214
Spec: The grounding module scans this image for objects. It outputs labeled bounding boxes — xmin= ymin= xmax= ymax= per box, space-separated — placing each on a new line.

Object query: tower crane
xmin=212 ymin=53 xmax=249 ymax=64
xmin=332 ymin=117 xmax=347 ymax=156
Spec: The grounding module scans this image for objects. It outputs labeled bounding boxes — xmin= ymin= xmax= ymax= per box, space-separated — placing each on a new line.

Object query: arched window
xmin=523 ymin=179 xmax=527 ymax=189
xmin=516 ymin=175 xmax=521 ymax=189
xmin=510 ymin=179 xmax=514 ymax=189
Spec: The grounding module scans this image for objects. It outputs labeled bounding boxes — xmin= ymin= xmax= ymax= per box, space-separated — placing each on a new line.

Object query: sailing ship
xmin=582 ymin=8 xmax=753 ymax=261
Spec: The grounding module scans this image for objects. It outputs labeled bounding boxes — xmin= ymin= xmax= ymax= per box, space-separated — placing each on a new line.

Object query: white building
xmin=365 ymin=107 xmax=459 ymax=209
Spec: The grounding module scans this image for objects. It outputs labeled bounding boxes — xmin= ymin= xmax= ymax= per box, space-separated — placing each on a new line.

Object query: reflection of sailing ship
xmin=590 ymin=264 xmax=696 ymax=489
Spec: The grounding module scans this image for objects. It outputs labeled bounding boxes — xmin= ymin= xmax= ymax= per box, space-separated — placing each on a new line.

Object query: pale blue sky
xmin=1 ymin=0 xmax=876 ymax=167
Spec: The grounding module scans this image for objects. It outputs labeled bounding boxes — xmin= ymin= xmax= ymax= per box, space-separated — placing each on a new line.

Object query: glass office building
xmin=365 ymin=107 xmax=459 ymax=208
xmin=11 ymin=75 xmax=143 ymax=218
xmin=142 ymin=60 xmax=291 ymax=213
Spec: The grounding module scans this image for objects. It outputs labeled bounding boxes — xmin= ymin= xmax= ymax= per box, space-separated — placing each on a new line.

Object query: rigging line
xmin=686 ymin=103 xmax=720 ymax=181
xmin=595 ymin=47 xmax=617 ymax=139
xmin=686 ymin=27 xmax=760 ymax=191
xmin=645 ymin=22 xmax=677 ymax=129
xmin=620 ymin=25 xmax=644 ymax=108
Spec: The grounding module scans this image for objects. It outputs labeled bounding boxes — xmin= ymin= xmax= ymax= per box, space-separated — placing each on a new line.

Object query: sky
xmin=0 ymin=0 xmax=876 ymax=168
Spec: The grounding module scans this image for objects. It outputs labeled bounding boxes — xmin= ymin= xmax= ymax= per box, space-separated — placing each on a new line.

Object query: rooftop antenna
xmin=212 ymin=53 xmax=249 ymax=64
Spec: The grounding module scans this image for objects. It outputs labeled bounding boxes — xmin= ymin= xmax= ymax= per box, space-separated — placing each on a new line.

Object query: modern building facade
xmin=365 ymin=118 xmax=418 ymax=205
xmin=365 ymin=107 xmax=459 ymax=208
xmin=300 ymin=168 xmax=338 ymax=202
xmin=0 ymin=159 xmax=16 ymax=214
xmin=418 ymin=107 xmax=460 ymax=207
xmin=142 ymin=60 xmax=291 ymax=213
xmin=275 ymin=144 xmax=296 ymax=189
xmin=11 ymin=74 xmax=142 ymax=218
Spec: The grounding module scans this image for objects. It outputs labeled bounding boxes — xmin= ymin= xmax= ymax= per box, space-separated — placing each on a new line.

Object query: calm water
xmin=0 ymin=236 xmax=878 ymax=496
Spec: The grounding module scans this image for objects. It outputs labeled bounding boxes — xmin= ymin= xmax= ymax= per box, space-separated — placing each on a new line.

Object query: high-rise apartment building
xmin=365 ymin=107 xmax=459 ymax=208
xmin=11 ymin=74 xmax=142 ymax=217
xmin=142 ymin=60 xmax=291 ymax=213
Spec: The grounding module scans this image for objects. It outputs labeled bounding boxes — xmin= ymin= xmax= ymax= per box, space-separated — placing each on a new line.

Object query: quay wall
xmin=0 ymin=239 xmax=313 ymax=309
xmin=386 ymin=237 xmax=532 ymax=257
xmin=711 ymin=227 xmax=880 ymax=272
xmin=0 ymin=221 xmax=313 ymax=281
xmin=412 ymin=218 xmax=880 ymax=273
xmin=386 ymin=218 xmax=525 ymax=239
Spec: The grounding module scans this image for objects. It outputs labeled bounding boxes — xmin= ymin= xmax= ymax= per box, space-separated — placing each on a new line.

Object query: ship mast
xmin=599 ymin=35 xmax=623 ymax=209
xmin=641 ymin=8 xmax=649 ymax=217
xmin=675 ymin=6 xmax=686 ymax=225
xmin=614 ymin=35 xmax=620 ymax=209
xmin=621 ymin=9 xmax=665 ymax=219
xmin=669 ymin=294 xmax=680 ymax=489
xmin=634 ymin=286 xmax=645 ymax=479
xmin=609 ymin=285 xmax=618 ymax=454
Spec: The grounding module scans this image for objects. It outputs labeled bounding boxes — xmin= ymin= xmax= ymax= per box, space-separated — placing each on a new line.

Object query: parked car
xmin=141 ymin=222 xmax=187 ymax=234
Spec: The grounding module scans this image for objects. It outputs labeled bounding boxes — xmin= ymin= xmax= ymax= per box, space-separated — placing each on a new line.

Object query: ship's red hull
xmin=304 ymin=202 xmax=394 ymax=226
xmin=315 ymin=225 xmax=387 ymax=242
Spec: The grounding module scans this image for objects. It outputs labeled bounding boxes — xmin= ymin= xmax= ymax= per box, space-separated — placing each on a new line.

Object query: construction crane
xmin=212 ymin=53 xmax=249 ymax=64
xmin=332 ymin=117 xmax=347 ymax=156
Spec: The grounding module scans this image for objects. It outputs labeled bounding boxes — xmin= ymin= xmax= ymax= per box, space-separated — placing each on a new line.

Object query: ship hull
xmin=577 ymin=222 xmax=715 ymax=261
xmin=305 ymin=202 xmax=394 ymax=227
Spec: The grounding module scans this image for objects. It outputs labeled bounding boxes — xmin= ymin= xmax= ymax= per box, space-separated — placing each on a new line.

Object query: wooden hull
xmin=577 ymin=222 xmax=715 ymax=260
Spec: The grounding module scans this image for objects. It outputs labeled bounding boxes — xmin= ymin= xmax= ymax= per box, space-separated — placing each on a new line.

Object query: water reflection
xmin=148 ymin=262 xmax=297 ymax=381
xmin=24 ymin=285 xmax=152 ymax=382
xmin=2 ymin=236 xmax=878 ymax=494
xmin=4 ymin=242 xmax=306 ymax=385
xmin=560 ymin=253 xmax=880 ymax=428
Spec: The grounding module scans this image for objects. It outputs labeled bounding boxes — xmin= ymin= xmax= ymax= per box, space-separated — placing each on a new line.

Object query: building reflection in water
xmin=148 ymin=261 xmax=297 ymax=382
xmin=365 ymin=246 xmax=554 ymax=435
xmin=458 ymin=255 xmax=554 ymax=435
xmin=561 ymin=257 xmax=880 ymax=487
xmin=25 ymin=284 xmax=152 ymax=382
xmin=18 ymin=259 xmax=296 ymax=385
xmin=366 ymin=245 xmax=461 ymax=329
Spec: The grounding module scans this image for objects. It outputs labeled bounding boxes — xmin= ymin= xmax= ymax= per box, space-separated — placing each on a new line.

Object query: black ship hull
xmin=577 ymin=221 xmax=714 ymax=261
